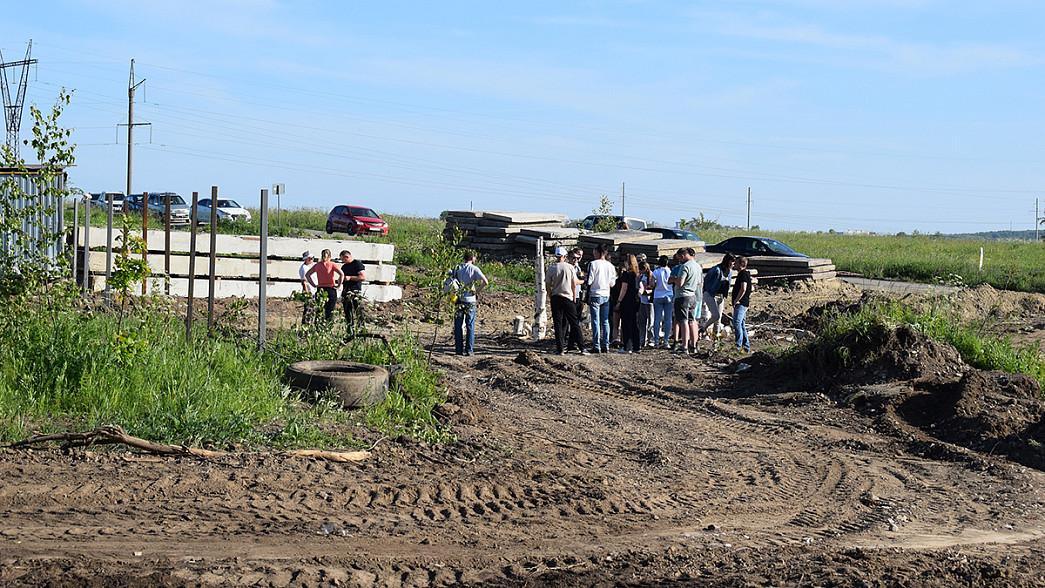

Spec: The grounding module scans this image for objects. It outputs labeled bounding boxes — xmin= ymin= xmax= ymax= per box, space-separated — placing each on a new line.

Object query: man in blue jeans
xmin=585 ymin=244 xmax=616 ymax=353
xmin=451 ymin=251 xmax=489 ymax=356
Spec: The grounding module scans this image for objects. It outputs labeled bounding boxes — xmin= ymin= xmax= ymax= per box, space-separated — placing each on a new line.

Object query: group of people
xmin=545 ymin=244 xmax=752 ymax=355
xmin=298 ymin=248 xmax=367 ymax=334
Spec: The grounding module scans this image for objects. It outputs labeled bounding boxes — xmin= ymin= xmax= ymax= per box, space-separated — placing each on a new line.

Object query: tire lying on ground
xmin=285 ymin=361 xmax=389 ymax=408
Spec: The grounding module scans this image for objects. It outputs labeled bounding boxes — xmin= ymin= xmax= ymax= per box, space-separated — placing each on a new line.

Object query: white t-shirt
xmin=651 ymin=266 xmax=673 ymax=300
xmin=299 ymin=261 xmax=315 ymax=292
xmin=586 ymin=258 xmax=616 ymax=298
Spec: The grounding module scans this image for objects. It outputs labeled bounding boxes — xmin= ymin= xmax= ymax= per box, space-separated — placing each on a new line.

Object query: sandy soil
xmin=3 ymin=280 xmax=1045 ymax=587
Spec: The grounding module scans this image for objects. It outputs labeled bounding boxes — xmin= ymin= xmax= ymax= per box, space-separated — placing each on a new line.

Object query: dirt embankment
xmin=2 ymin=280 xmax=1045 ymax=587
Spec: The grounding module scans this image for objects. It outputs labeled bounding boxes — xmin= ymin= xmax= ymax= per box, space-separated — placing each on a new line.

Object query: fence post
xmin=82 ymin=199 xmax=90 ymax=294
xmin=258 ymin=188 xmax=269 ymax=351
xmin=142 ymin=192 xmax=148 ymax=295
xmin=104 ymin=192 xmax=114 ymax=306
xmin=207 ymin=186 xmax=218 ymax=336
xmin=186 ymin=191 xmax=198 ymax=343
xmin=70 ymin=196 xmax=78 ymax=286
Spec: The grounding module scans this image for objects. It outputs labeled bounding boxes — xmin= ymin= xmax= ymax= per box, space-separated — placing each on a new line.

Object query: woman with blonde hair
xmin=304 ymin=249 xmax=345 ymax=322
xmin=615 ymin=254 xmax=642 ymax=353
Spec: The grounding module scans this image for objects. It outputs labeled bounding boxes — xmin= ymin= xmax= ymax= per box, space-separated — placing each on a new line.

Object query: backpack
xmin=442 ymin=267 xmax=462 ymax=294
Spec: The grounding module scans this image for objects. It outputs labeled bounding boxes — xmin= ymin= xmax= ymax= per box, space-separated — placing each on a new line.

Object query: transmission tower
xmin=0 ymin=40 xmax=37 ymax=159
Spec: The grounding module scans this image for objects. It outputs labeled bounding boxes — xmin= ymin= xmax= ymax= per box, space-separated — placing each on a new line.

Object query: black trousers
xmin=342 ymin=291 xmax=362 ymax=333
xmin=551 ymin=295 xmax=584 ymax=353
xmin=318 ymin=287 xmax=338 ymax=321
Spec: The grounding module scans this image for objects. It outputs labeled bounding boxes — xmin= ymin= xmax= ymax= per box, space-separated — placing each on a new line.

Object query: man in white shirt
xmin=585 ymin=244 xmax=617 ymax=353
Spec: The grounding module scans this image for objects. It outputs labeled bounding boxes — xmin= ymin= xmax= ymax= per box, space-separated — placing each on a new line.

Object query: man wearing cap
xmin=298 ymin=251 xmax=316 ymax=325
xmin=545 ymin=246 xmax=587 ymax=355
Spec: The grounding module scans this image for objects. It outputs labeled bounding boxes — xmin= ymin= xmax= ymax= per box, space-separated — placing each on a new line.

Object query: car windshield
xmin=153 ymin=194 xmax=186 ymax=205
xmin=216 ymin=200 xmax=240 ymax=208
xmin=763 ymin=238 xmax=797 ymax=254
xmin=350 ymin=207 xmax=379 ymax=218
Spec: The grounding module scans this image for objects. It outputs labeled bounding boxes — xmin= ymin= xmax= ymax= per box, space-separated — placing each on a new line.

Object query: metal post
xmin=207 ymin=186 xmax=218 ymax=336
xmin=165 ymin=191 xmax=171 ymax=295
xmin=186 ymin=191 xmax=198 ymax=343
xmin=104 ymin=192 xmax=113 ymax=306
xmin=141 ymin=192 xmax=148 ymax=295
xmin=70 ymin=196 xmax=79 ymax=286
xmin=258 ymin=189 xmax=269 ymax=351
xmin=82 ymin=199 xmax=90 ymax=294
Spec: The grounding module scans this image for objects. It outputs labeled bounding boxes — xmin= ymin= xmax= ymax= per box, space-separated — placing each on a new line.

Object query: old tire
xmin=285 ymin=360 xmax=388 ymax=409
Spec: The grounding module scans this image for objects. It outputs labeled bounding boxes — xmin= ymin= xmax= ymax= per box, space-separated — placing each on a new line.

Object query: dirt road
xmin=2 ymin=280 xmax=1045 ymax=586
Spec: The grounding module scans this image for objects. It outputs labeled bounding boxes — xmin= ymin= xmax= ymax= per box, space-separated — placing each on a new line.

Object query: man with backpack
xmin=449 ymin=250 xmax=488 ymax=356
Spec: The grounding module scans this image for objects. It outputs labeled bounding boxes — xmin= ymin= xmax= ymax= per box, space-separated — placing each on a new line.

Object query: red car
xmin=325 ymin=205 xmax=389 ymax=236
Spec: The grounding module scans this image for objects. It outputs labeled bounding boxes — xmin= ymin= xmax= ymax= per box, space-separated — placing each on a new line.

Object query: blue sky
xmin=3 ymin=1 xmax=1044 ymax=233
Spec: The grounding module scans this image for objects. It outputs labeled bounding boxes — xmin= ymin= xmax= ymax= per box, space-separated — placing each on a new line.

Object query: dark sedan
xmin=642 ymin=227 xmax=702 ymax=242
xmin=705 ymin=236 xmax=807 ymax=257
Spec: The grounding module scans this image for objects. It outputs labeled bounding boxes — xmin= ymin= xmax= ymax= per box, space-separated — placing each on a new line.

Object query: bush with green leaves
xmin=0 ymin=89 xmax=76 ymax=293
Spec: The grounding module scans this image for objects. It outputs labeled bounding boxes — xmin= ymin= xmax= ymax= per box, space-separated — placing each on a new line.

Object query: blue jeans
xmin=454 ymin=303 xmax=477 ymax=354
xmin=652 ymin=296 xmax=673 ymax=346
xmin=733 ymin=304 xmax=749 ymax=349
xmin=588 ymin=295 xmax=610 ymax=351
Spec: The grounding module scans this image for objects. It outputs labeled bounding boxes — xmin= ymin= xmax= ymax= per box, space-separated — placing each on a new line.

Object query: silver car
xmin=196 ymin=197 xmax=252 ymax=224
xmin=131 ymin=192 xmax=192 ymax=226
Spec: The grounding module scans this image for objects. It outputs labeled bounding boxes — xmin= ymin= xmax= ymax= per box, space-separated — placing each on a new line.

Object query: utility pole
xmin=0 ymin=39 xmax=37 ymax=159
xmin=746 ymin=187 xmax=751 ymax=229
xmin=1036 ymin=198 xmax=1040 ymax=242
xmin=621 ymin=182 xmax=625 ymax=217
xmin=123 ymin=60 xmax=149 ymax=196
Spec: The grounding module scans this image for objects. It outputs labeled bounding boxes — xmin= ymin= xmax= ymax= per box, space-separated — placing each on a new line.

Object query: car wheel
xmin=325 ymin=221 xmax=334 ymax=234
xmin=347 ymin=224 xmax=357 ymax=236
xmin=284 ymin=361 xmax=388 ymax=408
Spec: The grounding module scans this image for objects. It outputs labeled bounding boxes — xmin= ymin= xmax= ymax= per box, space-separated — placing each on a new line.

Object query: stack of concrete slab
xmin=444 ymin=211 xmax=572 ymax=258
xmin=78 ymin=230 xmax=402 ymax=301
xmin=745 ymin=256 xmax=835 ymax=282
xmin=576 ymin=230 xmax=708 ymax=262
xmin=619 ymin=238 xmax=706 ymax=261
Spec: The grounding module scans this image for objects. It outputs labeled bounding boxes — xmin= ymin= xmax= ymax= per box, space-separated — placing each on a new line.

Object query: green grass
xmin=699 ymin=229 xmax=1045 ymax=293
xmin=0 ymin=287 xmax=450 ymax=447
xmin=793 ymin=294 xmax=1045 ymax=395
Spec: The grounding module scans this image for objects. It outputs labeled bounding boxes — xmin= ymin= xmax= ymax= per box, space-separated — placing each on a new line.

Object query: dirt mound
xmin=899 ymin=370 xmax=1045 ymax=470
xmin=773 ymin=322 xmax=968 ymax=393
xmin=930 ymin=284 xmax=1045 ymax=323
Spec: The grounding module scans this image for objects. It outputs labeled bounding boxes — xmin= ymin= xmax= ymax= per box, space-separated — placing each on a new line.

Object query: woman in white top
xmin=650 ymin=255 xmax=674 ymax=348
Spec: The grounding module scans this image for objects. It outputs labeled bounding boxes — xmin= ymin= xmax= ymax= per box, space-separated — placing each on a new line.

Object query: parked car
xmin=578 ymin=215 xmax=647 ymax=231
xmin=705 ymin=236 xmax=807 ymax=257
xmin=642 ymin=227 xmax=702 ymax=242
xmin=326 ymin=205 xmax=389 ymax=236
xmin=127 ymin=192 xmax=192 ymax=226
xmin=196 ymin=198 xmax=252 ymax=224
xmin=88 ymin=192 xmax=125 ymax=213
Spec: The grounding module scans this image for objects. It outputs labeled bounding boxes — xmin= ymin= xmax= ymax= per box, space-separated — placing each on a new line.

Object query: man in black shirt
xmin=339 ymin=250 xmax=367 ymax=335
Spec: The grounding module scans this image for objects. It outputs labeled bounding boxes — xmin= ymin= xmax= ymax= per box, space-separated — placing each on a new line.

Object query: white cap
xmin=554 ymin=246 xmax=568 ymax=256
xmin=302 ymin=250 xmax=312 ymax=260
